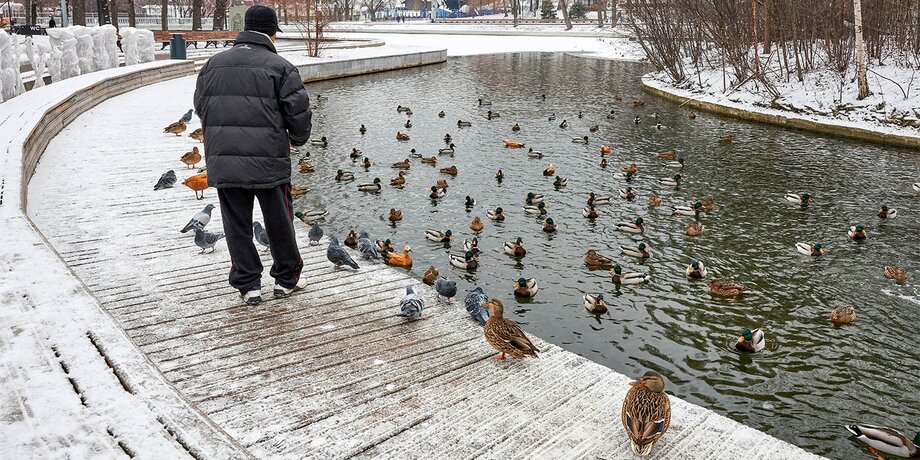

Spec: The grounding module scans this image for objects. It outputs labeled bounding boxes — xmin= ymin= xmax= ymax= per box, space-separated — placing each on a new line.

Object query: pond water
xmin=298 ymin=53 xmax=920 ymax=459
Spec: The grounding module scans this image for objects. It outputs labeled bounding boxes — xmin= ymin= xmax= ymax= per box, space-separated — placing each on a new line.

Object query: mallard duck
xmin=543 ymin=164 xmax=556 ymax=176
xmin=376 ymin=239 xmax=395 ymax=253
xmin=189 ymin=127 xmax=204 ymax=142
xmin=527 ymin=148 xmax=543 ymax=158
xmin=657 ymin=150 xmax=677 ymax=160
xmin=600 ymin=145 xmax=612 ymax=155
xmin=878 ymin=205 xmax=897 ymax=219
xmin=390 ymin=171 xmax=407 ymax=186
xmin=584 ymin=250 xmax=613 ymax=268
xmin=688 ymin=111 xmax=697 ymax=119
xmin=830 ymin=306 xmax=856 ymax=324
xmin=616 ymin=217 xmax=645 ymax=234
xmin=404 ymin=108 xmax=413 ymax=116
xmin=583 ymin=206 xmax=599 ymax=219
xmin=465 ymin=196 xmax=476 ymax=208
xmin=495 ymin=170 xmax=505 ymax=181
xmin=440 ymin=165 xmax=458 ymax=176
xmin=383 ymin=245 xmax=413 ymax=268
xmin=359 ymin=124 xmax=367 ymax=134
xmin=436 ymin=179 xmax=449 ymax=189
xmin=290 ymin=185 xmax=309 ymax=196
xmin=512 ymin=123 xmax=521 ymax=132
xmin=622 ymin=170 xmax=636 ymax=182
xmin=735 ymin=327 xmax=765 ymax=353
xmin=699 ymin=199 xmax=715 ymax=211
xmin=429 ymin=186 xmax=446 ymax=199
xmin=478 ymin=98 xmax=491 ymax=106
xmin=439 ymin=143 xmax=455 ymax=154
xmin=357 ymin=178 xmax=382 ymax=192
xmin=408 ymin=148 xmax=421 ymax=158
xmin=621 ymin=242 xmax=651 ymax=259
xmin=295 ymin=209 xmax=327 ymax=225
xmin=426 ymin=229 xmax=452 ymax=243
xmin=686 ymin=221 xmax=704 ymax=236
xmin=525 ymin=193 xmax=544 ymax=205
xmin=559 ymin=119 xmax=568 ymax=128
xmin=488 ymin=207 xmax=506 ymax=221
xmin=487 ymin=110 xmax=500 ymax=120
xmin=848 ymin=224 xmax=869 ymax=240
xmin=648 ymin=195 xmax=662 ymax=206
xmin=350 ymin=148 xmax=363 ymax=159
xmin=607 ymin=109 xmax=617 ymax=119
xmin=504 ymin=139 xmax=525 ymax=149
xmin=164 ymin=120 xmax=187 ymax=136
xmin=464 ymin=238 xmax=481 ymax=255
xmin=686 ymin=260 xmax=707 ymax=278
xmin=180 ymin=146 xmax=201 ymax=169
xmin=611 ymin=264 xmax=651 ymax=285
xmin=335 ymin=170 xmax=355 ymax=182
xmin=548 ymin=113 xmax=556 ymax=121
xmin=845 ymin=424 xmax=919 ymax=459
xmin=590 ymin=125 xmax=600 ymax=132
xmin=310 ymin=136 xmax=328 ymax=146
xmin=396 ymin=131 xmax=410 ymax=141
xmin=420 ymin=156 xmax=437 ymax=165
xmin=483 ymin=299 xmax=539 ymax=360
xmin=361 ymin=157 xmax=372 ymax=169
xmin=708 ymin=280 xmax=746 ymax=296
xmin=600 ymin=158 xmax=609 ymax=168
xmin=621 ymin=370 xmax=671 ymax=456
xmin=470 ymin=216 xmax=484 ymax=232
xmin=621 ymin=163 xmax=638 ymax=173
xmin=503 ymin=237 xmax=526 ymax=257
xmin=587 ymin=193 xmax=611 ymax=206
xmin=450 ymin=251 xmax=479 ymax=270
xmin=673 ymin=201 xmax=702 ymax=216
xmin=884 ymin=266 xmax=908 ymax=282
xmin=444 ymin=133 xmax=453 ymax=143
xmin=457 ymin=120 xmax=472 ymax=127
xmin=343 ymin=230 xmax=358 ymax=248
xmin=182 ymin=171 xmax=208 ymax=200
xmin=523 ymin=202 xmax=547 ymax=215
xmin=584 ymin=294 xmax=607 ymax=314
xmin=796 ymin=242 xmax=824 ymax=256
xmin=404 ymin=119 xmax=412 ymax=128
xmin=389 ymin=208 xmax=403 ymax=222
xmin=513 ymin=278 xmax=539 ymax=298
xmin=438 ymin=110 xmax=446 ymax=118
xmin=619 ymin=187 xmax=636 ymax=200
xmin=553 ymin=176 xmax=567 ymax=187
xmin=719 ymin=134 xmax=733 ymax=143
xmin=391 ymin=159 xmax=410 ymax=169
xmin=914 ymin=182 xmax=920 ymax=192
xmin=634 ymin=115 xmax=641 ymax=124
xmin=423 ymin=266 xmax=439 ymax=285
xmin=633 ymin=100 xmax=646 ymax=107
xmin=542 ymin=217 xmax=556 ymax=233
xmin=572 ymin=136 xmax=589 ymax=144
xmin=663 ymin=158 xmax=684 ymax=169
xmin=396 ymin=105 xmax=410 ymax=113
xmin=785 ymin=192 xmax=813 ymax=204
xmin=298 ymin=159 xmax=314 ymax=173
xmin=659 ymin=174 xmax=682 ymax=186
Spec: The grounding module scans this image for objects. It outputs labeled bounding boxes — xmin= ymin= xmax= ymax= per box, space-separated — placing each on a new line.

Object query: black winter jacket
xmin=193 ymin=31 xmax=312 ymax=189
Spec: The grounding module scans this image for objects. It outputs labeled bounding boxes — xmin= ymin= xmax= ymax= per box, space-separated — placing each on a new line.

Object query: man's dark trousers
xmin=217 ymin=184 xmax=303 ymax=292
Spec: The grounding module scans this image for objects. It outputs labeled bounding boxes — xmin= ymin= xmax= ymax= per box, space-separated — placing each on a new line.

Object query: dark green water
xmin=298 ymin=53 xmax=920 ymax=459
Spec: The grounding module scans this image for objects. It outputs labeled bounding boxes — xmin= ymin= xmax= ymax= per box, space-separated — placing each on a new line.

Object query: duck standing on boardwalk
xmin=621 ymin=370 xmax=671 ymax=456
xmin=483 ymin=299 xmax=539 ymax=360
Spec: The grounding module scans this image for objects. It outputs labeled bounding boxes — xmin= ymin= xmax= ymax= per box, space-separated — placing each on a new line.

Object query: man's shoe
xmin=241 ymin=287 xmax=262 ymax=306
xmin=273 ymin=278 xmax=307 ymax=298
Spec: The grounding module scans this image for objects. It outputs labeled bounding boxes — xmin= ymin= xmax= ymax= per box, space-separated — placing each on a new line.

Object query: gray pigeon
xmin=357 ymin=230 xmax=379 ymax=260
xmin=180 ymin=204 xmax=214 ymax=233
xmin=194 ymin=228 xmax=224 ymax=254
xmin=327 ymin=236 xmax=359 ymax=269
xmin=180 ymin=109 xmax=193 ymax=123
xmin=253 ymin=221 xmax=270 ymax=251
xmin=308 ymin=222 xmax=323 ymax=245
xmin=397 ymin=285 xmax=425 ymax=320
xmin=434 ymin=277 xmax=457 ymax=304
xmin=154 ymin=170 xmax=176 ymax=190
xmin=464 ymin=287 xmax=490 ymax=325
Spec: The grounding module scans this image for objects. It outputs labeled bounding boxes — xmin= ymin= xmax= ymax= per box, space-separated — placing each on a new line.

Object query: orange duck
xmin=183 ymin=171 xmax=209 ymax=199
xmin=503 ymin=139 xmax=525 ymax=149
xmin=383 ymin=245 xmax=413 ymax=268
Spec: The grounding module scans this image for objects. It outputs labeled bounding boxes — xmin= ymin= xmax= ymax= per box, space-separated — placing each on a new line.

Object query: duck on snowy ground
xmin=164 ymin=120 xmax=187 ymax=136
xmin=621 ymin=370 xmax=671 ymax=456
xmin=483 ymin=299 xmax=539 ymax=361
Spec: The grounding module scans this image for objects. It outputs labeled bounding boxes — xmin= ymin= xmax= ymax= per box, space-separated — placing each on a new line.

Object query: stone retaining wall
xmin=296 ymin=49 xmax=447 ymax=82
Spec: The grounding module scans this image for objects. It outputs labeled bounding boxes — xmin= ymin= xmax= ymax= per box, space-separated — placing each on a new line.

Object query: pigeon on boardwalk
xmin=180 ymin=109 xmax=194 ymax=123
xmin=397 ymin=285 xmax=426 ymax=320
xmin=464 ymin=287 xmax=490 ymax=325
xmin=434 ymin=277 xmax=457 ymax=304
xmin=357 ymin=230 xmax=379 ymax=260
xmin=154 ymin=170 xmax=176 ymax=190
xmin=180 ymin=204 xmax=215 ymax=233
xmin=253 ymin=222 xmax=270 ymax=251
xmin=194 ymin=229 xmax=224 ymax=254
xmin=327 ymin=236 xmax=359 ymax=269
xmin=308 ymin=222 xmax=323 ymax=245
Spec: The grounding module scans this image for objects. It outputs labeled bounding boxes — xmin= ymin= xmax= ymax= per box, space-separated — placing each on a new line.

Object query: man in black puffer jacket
xmin=194 ymin=5 xmax=312 ymax=306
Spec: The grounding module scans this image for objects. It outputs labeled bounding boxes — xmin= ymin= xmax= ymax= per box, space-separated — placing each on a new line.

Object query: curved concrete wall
xmin=296 ymin=49 xmax=447 ymax=82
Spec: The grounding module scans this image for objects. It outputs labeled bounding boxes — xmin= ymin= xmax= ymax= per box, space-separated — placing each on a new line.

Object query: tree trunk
xmin=192 ymin=0 xmax=202 ymax=30
xmin=213 ymin=0 xmax=227 ymax=29
xmin=109 ymin=0 xmax=118 ymax=28
xmin=160 ymin=0 xmax=168 ymax=30
xmin=610 ymin=0 xmax=616 ymax=27
xmin=853 ymin=0 xmax=869 ymax=99
xmin=596 ymin=0 xmax=604 ymax=27
xmin=73 ymin=0 xmax=86 ymax=25
xmin=512 ymin=0 xmax=518 ymax=26
xmin=762 ymin=0 xmax=772 ymax=54
xmin=126 ymin=0 xmax=136 ymax=26
xmin=559 ymin=0 xmax=571 ymax=30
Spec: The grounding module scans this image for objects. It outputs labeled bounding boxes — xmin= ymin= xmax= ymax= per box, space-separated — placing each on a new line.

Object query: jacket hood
xmin=234 ymin=30 xmax=277 ymax=54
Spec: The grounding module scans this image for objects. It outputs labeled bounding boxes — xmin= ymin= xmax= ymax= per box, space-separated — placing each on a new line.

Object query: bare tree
xmin=558 ymin=0 xmax=571 ymax=30
xmin=213 ymin=0 xmax=227 ymax=29
xmin=127 ymin=0 xmax=136 ymax=26
xmin=73 ymin=0 xmax=86 ymax=25
xmin=853 ymin=0 xmax=869 ymax=99
xmin=192 ymin=0 xmax=202 ymax=29
xmin=363 ymin=0 xmax=385 ymax=20
xmin=160 ymin=0 xmax=168 ymax=30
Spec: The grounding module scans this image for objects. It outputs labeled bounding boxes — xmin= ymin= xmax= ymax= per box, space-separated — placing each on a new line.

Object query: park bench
xmin=152 ymin=30 xmax=238 ymax=50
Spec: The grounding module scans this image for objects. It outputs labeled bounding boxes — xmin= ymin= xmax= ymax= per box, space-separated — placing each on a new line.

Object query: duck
xmin=527 ymin=148 xmax=543 ymax=158
xmin=673 ymin=201 xmax=702 ymax=216
xmin=584 ymin=294 xmax=607 ymax=314
xmin=587 ymin=193 xmax=611 ymax=206
xmin=464 ymin=238 xmax=481 ymax=255
xmin=655 ymin=122 xmax=663 ymax=130
xmin=572 ymin=135 xmax=589 ymax=144
xmin=648 ymin=195 xmax=662 ymax=206
xmin=310 ymin=136 xmax=328 ymax=147
xmin=513 ymin=278 xmax=539 ymax=298
xmin=914 ymin=182 xmax=920 ymax=192
xmin=465 ymin=196 xmax=476 ymax=208
xmin=396 ymin=131 xmax=410 ymax=141
xmin=383 ymin=245 xmax=413 ymax=268
xmin=847 ymin=425 xmax=920 ymax=459
xmin=584 ymin=250 xmax=614 ymax=268
xmin=548 ymin=113 xmax=556 ymax=121
xmin=295 ymin=209 xmax=327 ymax=225
xmin=830 ymin=306 xmax=857 ymax=324
xmin=553 ymin=176 xmax=567 ymax=187
xmin=361 ymin=157 xmax=372 ymax=169
xmin=426 ymin=229 xmax=452 ymax=243
xmin=785 ymin=192 xmax=813 ymax=204
xmin=450 ymin=251 xmax=479 ymax=270
xmin=663 ymin=158 xmax=684 ymax=169
xmin=583 ymin=206 xmax=599 ymax=219
xmin=719 ymin=134 xmax=734 ymax=143
xmin=405 ymin=108 xmax=413 ymax=116
xmin=796 ymin=242 xmax=824 ymax=256
xmin=495 ymin=170 xmax=505 ymax=181
xmin=708 ymin=280 xmax=747 ymax=296
xmin=621 ymin=370 xmax=671 ymax=456
xmin=436 ymin=179 xmax=449 ymax=189
xmin=617 ymin=217 xmax=645 ymax=234
xmin=357 ymin=178 xmax=382 ymax=192
xmin=512 ymin=123 xmax=521 ymax=132
xmin=503 ymin=139 xmax=525 ymax=149
xmin=503 ymin=237 xmax=526 ymax=257
xmin=621 ymin=242 xmax=651 ymax=259
xmin=440 ymin=165 xmax=458 ymax=176
xmin=407 ymin=148 xmax=421 ymax=159
xmin=488 ymin=207 xmax=506 ymax=221
xmin=657 ymin=150 xmax=677 ymax=160
xmin=418 ymin=156 xmax=436 ymax=166
xmin=180 ymin=146 xmax=202 ymax=169
xmin=444 ymin=133 xmax=453 ymax=144
xmin=189 ymin=127 xmax=204 ymax=142
xmin=390 ymin=171 xmax=407 ymax=186
xmin=621 ymin=163 xmax=638 ymax=173
xmin=404 ymin=119 xmax=412 ymax=128
xmin=182 ymin=171 xmax=208 ymax=200
xmin=375 ymin=239 xmax=395 ymax=253
xmin=606 ymin=110 xmax=616 ymax=119
xmin=457 ymin=120 xmax=472 ymax=127
xmin=634 ymin=116 xmax=641 ymax=124
xmin=525 ymin=193 xmax=544 ymax=205
xmin=600 ymin=145 xmax=612 ymax=154
xmin=848 ymin=224 xmax=869 ymax=240
xmin=735 ymin=327 xmax=765 ymax=353
xmin=590 ymin=125 xmax=600 ymax=132
xmin=542 ymin=218 xmax=557 ymax=233
xmin=700 ymin=199 xmax=715 ymax=211
xmin=343 ymin=230 xmax=358 ymax=248
xmin=298 ymin=159 xmax=314 ymax=173
xmin=439 ymin=143 xmax=455 ymax=154
xmin=688 ymin=111 xmax=697 ymax=119
xmin=396 ymin=105 xmax=410 ymax=113
xmin=523 ymin=202 xmax=547 ymax=215
xmin=483 ymin=299 xmax=539 ymax=360
xmin=164 ymin=120 xmax=187 ymax=136
xmin=633 ymin=100 xmax=646 ymax=107
xmin=610 ymin=264 xmax=651 ymax=285
xmin=686 ymin=221 xmax=704 ymax=236
xmin=619 ymin=187 xmax=636 ymax=200
xmin=429 ymin=186 xmax=447 ymax=199
xmin=421 ymin=266 xmax=439 ymax=285
xmin=359 ymin=124 xmax=367 ymax=134
xmin=487 ymin=110 xmax=500 ymax=120
xmin=878 ymin=205 xmax=897 ymax=219
xmin=335 ymin=170 xmax=355 ymax=182
xmin=290 ymin=185 xmax=309 ymax=196
xmin=543 ymin=164 xmax=556 ymax=176
xmin=686 ymin=260 xmax=707 ymax=278
xmin=438 ymin=110 xmax=445 ymax=118
xmin=478 ymin=98 xmax=491 ymax=106
xmin=470 ymin=216 xmax=484 ymax=232
xmin=559 ymin=119 xmax=568 ymax=128
xmin=388 ymin=208 xmax=403 ymax=222
xmin=600 ymin=158 xmax=609 ymax=168
xmin=659 ymin=174 xmax=682 ymax=186
xmin=350 ymin=148 xmax=363 ymax=159
xmin=884 ymin=266 xmax=908 ymax=282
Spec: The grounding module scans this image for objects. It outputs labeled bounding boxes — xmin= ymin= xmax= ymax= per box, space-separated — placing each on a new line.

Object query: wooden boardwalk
xmin=24 ymin=75 xmax=821 ymax=459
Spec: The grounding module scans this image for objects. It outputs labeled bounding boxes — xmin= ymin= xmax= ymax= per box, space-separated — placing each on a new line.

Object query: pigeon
xmin=154 ymin=170 xmax=177 ymax=190
xmin=464 ymin=287 xmax=490 ymax=325
xmin=308 ymin=222 xmax=323 ymax=245
xmin=180 ymin=204 xmax=215 ymax=233
xmin=327 ymin=236 xmax=359 ymax=269
xmin=397 ymin=285 xmax=426 ymax=320
xmin=357 ymin=230 xmax=379 ymax=260
xmin=194 ymin=228 xmax=224 ymax=254
xmin=180 ymin=109 xmax=193 ymax=123
xmin=253 ymin=222 xmax=270 ymax=251
xmin=434 ymin=277 xmax=457 ymax=304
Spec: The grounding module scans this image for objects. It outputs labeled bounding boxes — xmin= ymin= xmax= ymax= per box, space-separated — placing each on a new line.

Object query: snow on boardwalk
xmin=26 ymin=74 xmax=821 ymax=459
